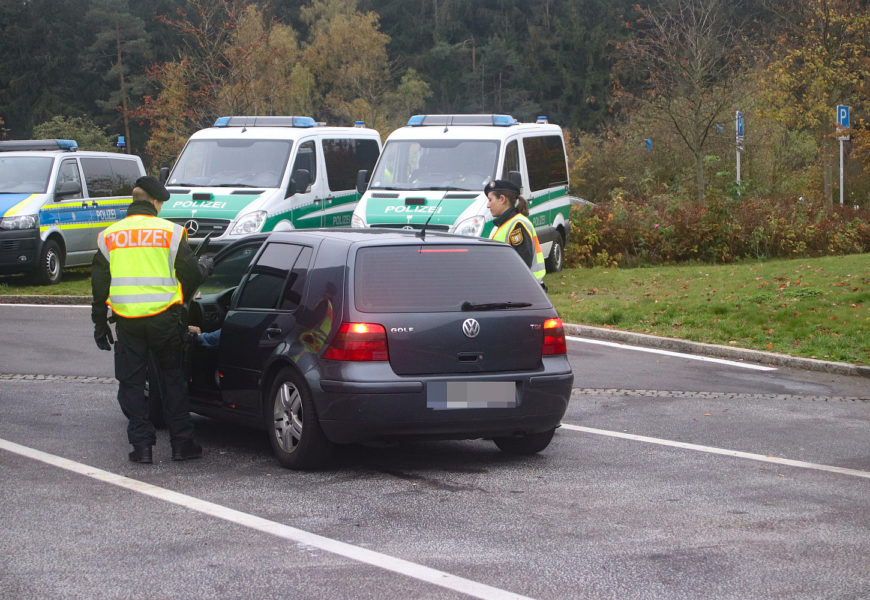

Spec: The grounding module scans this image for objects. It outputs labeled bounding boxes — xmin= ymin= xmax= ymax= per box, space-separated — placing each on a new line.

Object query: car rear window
xmin=353 ymin=244 xmax=550 ymax=313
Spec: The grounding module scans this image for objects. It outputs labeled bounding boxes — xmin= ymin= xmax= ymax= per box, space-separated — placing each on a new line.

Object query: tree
xmin=84 ymin=0 xmax=151 ymax=155
xmin=32 ymin=115 xmax=116 ymax=152
xmin=619 ymin=0 xmax=745 ymax=202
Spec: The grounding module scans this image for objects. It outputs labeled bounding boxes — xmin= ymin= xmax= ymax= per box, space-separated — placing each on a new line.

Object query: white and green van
xmin=0 ymin=139 xmax=145 ymax=284
xmin=350 ymin=114 xmax=573 ymax=271
xmin=160 ymin=116 xmax=381 ymax=246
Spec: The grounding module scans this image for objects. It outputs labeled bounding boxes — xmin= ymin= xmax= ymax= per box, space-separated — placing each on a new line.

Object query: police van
xmin=0 ymin=139 xmax=145 ymax=284
xmin=159 ymin=116 xmax=381 ymax=246
xmin=351 ymin=114 xmax=573 ymax=271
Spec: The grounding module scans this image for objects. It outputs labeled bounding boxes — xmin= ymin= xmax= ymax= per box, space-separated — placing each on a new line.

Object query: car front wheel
xmin=493 ymin=428 xmax=556 ymax=455
xmin=265 ymin=367 xmax=333 ymax=470
xmin=31 ymin=239 xmax=63 ymax=285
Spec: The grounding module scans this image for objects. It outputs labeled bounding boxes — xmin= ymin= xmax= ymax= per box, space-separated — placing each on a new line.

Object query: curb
xmin=2 ymin=296 xmax=868 ymax=378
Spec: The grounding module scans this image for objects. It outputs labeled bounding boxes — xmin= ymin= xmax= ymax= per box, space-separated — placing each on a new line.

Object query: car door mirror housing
xmin=356 ymin=169 xmax=370 ymax=194
xmin=287 ymin=169 xmax=311 ymax=198
xmin=55 ymin=180 xmax=81 ymax=198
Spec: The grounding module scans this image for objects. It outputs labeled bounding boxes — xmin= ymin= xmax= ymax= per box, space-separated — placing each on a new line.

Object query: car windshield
xmin=368 ymin=139 xmax=499 ymax=192
xmin=0 ymin=156 xmax=53 ymax=193
xmin=168 ymin=139 xmax=292 ymax=188
xmin=354 ymin=244 xmax=549 ymax=313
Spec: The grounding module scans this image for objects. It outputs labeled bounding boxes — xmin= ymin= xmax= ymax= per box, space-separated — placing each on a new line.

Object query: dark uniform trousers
xmin=114 ymin=305 xmax=194 ymax=448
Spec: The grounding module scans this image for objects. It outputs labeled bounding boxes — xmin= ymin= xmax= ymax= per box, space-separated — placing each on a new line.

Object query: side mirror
xmin=356 ymin=169 xmax=370 ymax=194
xmin=507 ymin=170 xmax=522 ymax=191
xmin=286 ymin=169 xmax=311 ymax=198
xmin=55 ymin=180 xmax=81 ymax=199
xmin=159 ymin=167 xmax=170 ymax=184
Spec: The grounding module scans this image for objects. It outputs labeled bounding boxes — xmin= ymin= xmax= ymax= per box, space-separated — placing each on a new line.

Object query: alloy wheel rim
xmin=273 ymin=381 xmax=303 ymax=452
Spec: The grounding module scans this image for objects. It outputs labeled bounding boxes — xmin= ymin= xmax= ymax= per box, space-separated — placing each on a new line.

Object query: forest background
xmin=1 ymin=0 xmax=868 ymax=266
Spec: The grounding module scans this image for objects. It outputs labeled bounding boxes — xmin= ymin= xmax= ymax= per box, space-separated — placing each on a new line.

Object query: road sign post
xmin=836 ymin=105 xmax=850 ymax=206
xmin=735 ymin=111 xmax=744 ymax=187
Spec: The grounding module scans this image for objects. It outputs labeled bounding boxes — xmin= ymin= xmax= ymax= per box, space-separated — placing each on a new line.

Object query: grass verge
xmin=546 ymin=253 xmax=869 ymax=365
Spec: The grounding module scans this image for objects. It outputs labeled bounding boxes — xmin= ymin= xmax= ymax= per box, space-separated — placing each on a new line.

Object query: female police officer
xmin=485 ymin=179 xmax=546 ymax=286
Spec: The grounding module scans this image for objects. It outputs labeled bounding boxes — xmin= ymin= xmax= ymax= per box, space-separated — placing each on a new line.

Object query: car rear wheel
xmin=265 ymin=367 xmax=333 ymax=470
xmin=31 ymin=239 xmax=63 ymax=285
xmin=493 ymin=428 xmax=556 ymax=455
xmin=545 ymin=235 xmax=564 ymax=273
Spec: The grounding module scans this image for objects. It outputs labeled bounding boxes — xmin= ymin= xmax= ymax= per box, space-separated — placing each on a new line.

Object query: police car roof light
xmin=213 ymin=116 xmax=318 ymax=128
xmin=536 ymin=116 xmax=549 ymax=124
xmin=354 ymin=120 xmax=366 ymax=127
xmin=0 ymin=139 xmax=78 ymax=152
xmin=407 ymin=114 xmax=518 ymax=127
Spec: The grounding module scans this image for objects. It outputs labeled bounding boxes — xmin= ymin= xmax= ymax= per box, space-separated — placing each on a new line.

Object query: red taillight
xmin=323 ymin=323 xmax=389 ymax=361
xmin=542 ymin=318 xmax=567 ymax=355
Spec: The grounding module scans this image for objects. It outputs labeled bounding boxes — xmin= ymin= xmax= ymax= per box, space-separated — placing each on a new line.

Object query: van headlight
xmin=231 ymin=211 xmax=267 ymax=235
xmin=351 ymin=213 xmax=367 ymax=228
xmin=453 ymin=215 xmax=485 ymax=237
xmin=0 ymin=214 xmax=38 ymax=230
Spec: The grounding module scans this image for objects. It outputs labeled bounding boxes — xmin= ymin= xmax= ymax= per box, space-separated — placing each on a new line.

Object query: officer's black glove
xmin=199 ymin=256 xmax=215 ymax=276
xmin=94 ymin=321 xmax=114 ymax=351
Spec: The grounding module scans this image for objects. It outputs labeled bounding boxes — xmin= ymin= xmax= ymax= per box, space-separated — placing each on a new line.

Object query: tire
xmin=544 ymin=234 xmax=564 ymax=273
xmin=265 ymin=367 xmax=333 ymax=470
xmin=31 ymin=239 xmax=63 ymax=285
xmin=493 ymin=428 xmax=556 ymax=455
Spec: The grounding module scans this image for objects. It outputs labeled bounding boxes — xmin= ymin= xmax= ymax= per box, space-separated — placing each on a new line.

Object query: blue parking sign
xmin=837 ymin=105 xmax=850 ymax=128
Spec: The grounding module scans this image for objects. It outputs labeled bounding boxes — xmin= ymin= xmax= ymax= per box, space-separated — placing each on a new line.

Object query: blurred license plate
xmin=427 ymin=381 xmax=516 ymax=410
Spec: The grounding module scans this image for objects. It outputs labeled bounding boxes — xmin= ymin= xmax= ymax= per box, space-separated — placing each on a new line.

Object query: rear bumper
xmin=314 ymin=367 xmax=573 ymax=444
xmin=0 ymin=229 xmax=39 ymax=274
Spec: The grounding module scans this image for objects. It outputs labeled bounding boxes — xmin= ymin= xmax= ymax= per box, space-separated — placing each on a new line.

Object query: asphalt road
xmin=1 ymin=304 xmax=868 ymax=599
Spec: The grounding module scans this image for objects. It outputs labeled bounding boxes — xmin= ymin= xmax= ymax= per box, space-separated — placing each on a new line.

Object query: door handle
xmin=265 ymin=326 xmax=282 ymax=337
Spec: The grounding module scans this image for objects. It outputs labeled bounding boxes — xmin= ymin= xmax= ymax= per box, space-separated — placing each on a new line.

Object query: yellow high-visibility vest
xmin=490 ymin=212 xmax=546 ymax=281
xmin=97 ymin=215 xmax=185 ymax=317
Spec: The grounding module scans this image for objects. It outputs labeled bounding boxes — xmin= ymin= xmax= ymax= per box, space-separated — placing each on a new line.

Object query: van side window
xmin=109 ymin=158 xmax=142 ymax=195
xmin=56 ymin=159 xmax=83 ymax=199
xmin=289 ymin=141 xmax=317 ymax=194
xmin=323 ymin=138 xmax=380 ymax=192
xmin=81 ymin=157 xmax=115 ymax=197
xmin=523 ymin=135 xmax=568 ymax=192
xmin=502 ymin=140 xmax=520 ymax=178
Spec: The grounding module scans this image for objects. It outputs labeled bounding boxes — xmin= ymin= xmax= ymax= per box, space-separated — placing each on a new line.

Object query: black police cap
xmin=135 ymin=175 xmax=170 ymax=203
xmin=484 ymin=179 xmax=520 ymax=196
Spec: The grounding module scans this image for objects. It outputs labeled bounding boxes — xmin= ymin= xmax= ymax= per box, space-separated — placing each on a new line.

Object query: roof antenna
xmin=417 ymin=190 xmax=449 ymax=241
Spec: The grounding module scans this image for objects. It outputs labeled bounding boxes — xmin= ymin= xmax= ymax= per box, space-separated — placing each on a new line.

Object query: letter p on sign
xmin=837 ymin=105 xmax=850 ymax=129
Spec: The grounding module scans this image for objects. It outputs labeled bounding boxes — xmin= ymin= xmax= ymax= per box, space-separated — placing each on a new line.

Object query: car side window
xmin=237 ymin=242 xmax=310 ymax=311
xmin=522 ymin=135 xmax=568 ymax=192
xmin=198 ymin=243 xmax=261 ymax=296
xmin=108 ymin=158 xmax=142 ymax=195
xmin=55 ymin=159 xmax=83 ymax=199
xmin=289 ymin=141 xmax=317 ymax=194
xmin=322 ymin=138 xmax=380 ymax=192
xmin=80 ymin=157 xmax=115 ymax=197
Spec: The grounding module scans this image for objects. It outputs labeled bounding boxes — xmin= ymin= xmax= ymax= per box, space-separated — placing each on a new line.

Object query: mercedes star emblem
xmin=183 ymin=219 xmax=200 ymax=236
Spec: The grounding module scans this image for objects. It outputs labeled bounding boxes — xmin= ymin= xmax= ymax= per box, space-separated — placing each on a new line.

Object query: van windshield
xmin=0 ymin=157 xmax=53 ymax=193
xmin=168 ymin=139 xmax=292 ymax=188
xmin=369 ymin=139 xmax=499 ymax=192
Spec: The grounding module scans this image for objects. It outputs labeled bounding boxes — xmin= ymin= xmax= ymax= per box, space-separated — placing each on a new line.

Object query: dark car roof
xmin=262 ymin=227 xmax=504 ymax=249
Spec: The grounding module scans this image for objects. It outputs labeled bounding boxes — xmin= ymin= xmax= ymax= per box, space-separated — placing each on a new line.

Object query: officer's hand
xmin=94 ymin=322 xmax=114 ymax=351
xmin=199 ymin=256 xmax=215 ymax=276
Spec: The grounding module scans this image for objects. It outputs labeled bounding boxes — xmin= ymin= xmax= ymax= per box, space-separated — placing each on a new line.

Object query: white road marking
xmin=0 ymin=438 xmax=535 ymax=600
xmin=0 ymin=303 xmax=90 ymax=308
xmin=567 ymin=336 xmax=777 ymax=371
xmin=562 ymin=424 xmax=870 ymax=480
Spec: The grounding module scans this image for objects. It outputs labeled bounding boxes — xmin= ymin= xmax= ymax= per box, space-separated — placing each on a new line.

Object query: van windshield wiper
xmin=461 ymin=301 xmax=533 ymax=311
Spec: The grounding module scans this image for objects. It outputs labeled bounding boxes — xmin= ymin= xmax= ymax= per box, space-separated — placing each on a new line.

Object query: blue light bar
xmin=55 ymin=139 xmax=79 ymax=150
xmin=0 ymin=139 xmax=78 ymax=152
xmin=213 ymin=116 xmax=318 ymax=128
xmin=354 ymin=121 xmax=366 ymax=128
xmin=407 ymin=114 xmax=518 ymax=127
xmin=536 ymin=116 xmax=549 ymax=124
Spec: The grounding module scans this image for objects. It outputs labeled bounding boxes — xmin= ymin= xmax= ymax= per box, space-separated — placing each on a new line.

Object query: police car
xmin=351 ymin=114 xmax=574 ymax=272
xmin=158 ymin=116 xmax=381 ymax=247
xmin=0 ymin=139 xmax=145 ymax=284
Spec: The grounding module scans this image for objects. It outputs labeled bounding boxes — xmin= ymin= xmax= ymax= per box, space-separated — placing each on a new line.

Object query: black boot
xmin=171 ymin=440 xmax=202 ymax=461
xmin=128 ymin=445 xmax=153 ymax=464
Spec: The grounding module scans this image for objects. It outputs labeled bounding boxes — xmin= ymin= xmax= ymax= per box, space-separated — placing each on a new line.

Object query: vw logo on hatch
xmin=462 ymin=318 xmax=480 ymax=338
xmin=183 ymin=219 xmax=200 ymax=236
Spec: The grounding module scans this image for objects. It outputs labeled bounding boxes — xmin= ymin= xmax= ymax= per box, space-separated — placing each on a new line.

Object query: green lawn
xmin=546 ymin=254 xmax=870 ymax=365
xmin=2 ymin=255 xmax=868 ymax=365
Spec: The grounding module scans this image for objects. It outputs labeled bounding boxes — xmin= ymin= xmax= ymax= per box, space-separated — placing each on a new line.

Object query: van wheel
xmin=493 ymin=428 xmax=555 ymax=455
xmin=265 ymin=367 xmax=333 ymax=470
xmin=545 ymin=236 xmax=563 ymax=273
xmin=32 ymin=239 xmax=63 ymax=285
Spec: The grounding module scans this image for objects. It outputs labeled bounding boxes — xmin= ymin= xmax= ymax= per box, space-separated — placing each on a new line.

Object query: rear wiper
xmin=461 ymin=301 xmax=533 ymax=311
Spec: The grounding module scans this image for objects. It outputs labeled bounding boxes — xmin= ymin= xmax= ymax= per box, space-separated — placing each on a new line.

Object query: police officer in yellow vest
xmin=91 ymin=176 xmax=211 ymax=464
xmin=485 ymin=179 xmax=546 ymax=285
